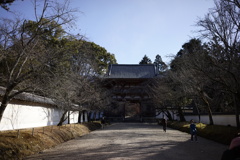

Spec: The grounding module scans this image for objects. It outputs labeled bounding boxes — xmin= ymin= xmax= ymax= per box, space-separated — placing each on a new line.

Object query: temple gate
xmin=104 ymin=64 xmax=158 ymax=122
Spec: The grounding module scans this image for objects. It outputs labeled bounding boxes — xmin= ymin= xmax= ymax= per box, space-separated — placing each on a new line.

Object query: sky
xmin=1 ymin=0 xmax=215 ymax=65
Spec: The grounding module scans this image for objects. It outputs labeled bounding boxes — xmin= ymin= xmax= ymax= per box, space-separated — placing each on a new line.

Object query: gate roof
xmin=106 ymin=64 xmax=156 ymax=79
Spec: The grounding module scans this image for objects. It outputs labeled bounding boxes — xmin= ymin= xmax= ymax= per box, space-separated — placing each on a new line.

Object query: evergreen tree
xmin=139 ymin=55 xmax=152 ymax=64
xmin=154 ymin=54 xmax=167 ymax=73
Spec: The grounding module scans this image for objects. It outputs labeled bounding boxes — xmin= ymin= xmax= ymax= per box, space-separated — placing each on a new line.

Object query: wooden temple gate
xmin=104 ymin=64 xmax=157 ymax=122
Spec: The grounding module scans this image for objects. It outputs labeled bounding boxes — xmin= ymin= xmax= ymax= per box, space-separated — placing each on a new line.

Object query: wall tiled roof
xmin=106 ymin=64 xmax=156 ymax=79
xmin=0 ymin=86 xmax=55 ymax=105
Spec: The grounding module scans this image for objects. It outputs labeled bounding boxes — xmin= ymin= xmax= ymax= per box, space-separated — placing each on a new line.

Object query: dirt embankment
xmin=0 ymin=122 xmax=102 ymax=159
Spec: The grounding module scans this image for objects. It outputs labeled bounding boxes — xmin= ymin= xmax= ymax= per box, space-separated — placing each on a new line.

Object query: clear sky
xmin=1 ymin=0 xmax=215 ymax=65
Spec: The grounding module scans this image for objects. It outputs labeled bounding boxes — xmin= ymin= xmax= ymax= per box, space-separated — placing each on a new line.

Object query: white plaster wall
xmin=156 ymin=111 xmax=177 ymax=120
xmin=69 ymin=111 xmax=79 ymax=123
xmin=179 ymin=115 xmax=237 ymax=126
xmin=0 ymin=104 xmax=78 ymax=131
xmin=156 ymin=113 xmax=164 ymax=119
xmin=156 ymin=112 xmax=238 ymax=127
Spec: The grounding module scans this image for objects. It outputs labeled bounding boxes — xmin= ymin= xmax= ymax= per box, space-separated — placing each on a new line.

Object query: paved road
xmin=26 ymin=123 xmax=228 ymax=160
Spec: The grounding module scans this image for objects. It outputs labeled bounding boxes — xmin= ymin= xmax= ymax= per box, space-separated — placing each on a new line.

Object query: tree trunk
xmin=178 ymin=106 xmax=186 ymax=122
xmin=0 ymin=102 xmax=8 ymax=123
xmin=78 ymin=111 xmax=81 ymax=123
xmin=67 ymin=111 xmax=70 ymax=124
xmin=57 ymin=110 xmax=68 ymax=126
xmin=0 ymin=87 xmax=13 ymax=122
xmin=233 ymin=93 xmax=240 ymax=128
xmin=165 ymin=110 xmax=173 ymax=121
xmin=206 ymin=103 xmax=214 ymax=125
xmin=203 ymin=97 xmax=214 ymax=125
xmin=200 ymin=91 xmax=214 ymax=125
xmin=194 ymin=101 xmax=201 ymax=123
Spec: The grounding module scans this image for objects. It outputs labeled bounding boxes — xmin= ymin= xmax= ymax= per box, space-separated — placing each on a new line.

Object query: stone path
xmin=26 ymin=123 xmax=228 ymax=160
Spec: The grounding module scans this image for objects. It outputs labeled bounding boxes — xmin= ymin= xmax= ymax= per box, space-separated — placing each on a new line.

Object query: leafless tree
xmin=197 ymin=0 xmax=240 ymax=127
xmin=0 ymin=0 xmax=78 ymax=122
xmin=171 ymin=60 xmax=215 ymax=124
xmin=41 ymin=48 xmax=112 ymax=125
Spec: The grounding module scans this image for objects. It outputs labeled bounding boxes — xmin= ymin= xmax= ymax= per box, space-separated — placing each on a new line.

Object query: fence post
xmin=32 ymin=128 xmax=34 ymax=136
xmin=17 ymin=130 xmax=20 ymax=138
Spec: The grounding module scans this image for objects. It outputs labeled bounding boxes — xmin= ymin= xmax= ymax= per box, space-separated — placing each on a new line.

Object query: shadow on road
xmin=26 ymin=123 xmax=227 ymax=160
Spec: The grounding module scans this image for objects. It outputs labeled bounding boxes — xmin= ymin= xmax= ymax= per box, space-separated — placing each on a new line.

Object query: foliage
xmin=169 ymin=38 xmax=217 ymax=125
xmin=139 ymin=55 xmax=152 ymax=64
xmin=151 ymin=0 xmax=240 ymax=127
xmin=75 ymin=40 xmax=117 ymax=75
xmin=196 ymin=0 xmax=240 ymax=127
xmin=0 ymin=0 xmax=116 ymax=125
xmin=150 ymin=0 xmax=240 ymax=127
xmin=0 ymin=0 xmax=15 ymax=11
xmin=143 ymin=0 xmax=240 ymax=129
xmin=0 ymin=0 xmax=79 ymax=123
xmin=153 ymin=54 xmax=167 ymax=73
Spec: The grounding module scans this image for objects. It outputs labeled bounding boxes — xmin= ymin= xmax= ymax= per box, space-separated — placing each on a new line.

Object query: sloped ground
xmin=167 ymin=121 xmax=239 ymax=145
xmin=0 ymin=121 xmax=236 ymax=159
xmin=0 ymin=122 xmax=101 ymax=160
xmin=25 ymin=123 xmax=228 ymax=160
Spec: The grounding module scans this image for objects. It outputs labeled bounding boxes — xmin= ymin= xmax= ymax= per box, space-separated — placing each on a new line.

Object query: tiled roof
xmin=0 ymin=86 xmax=55 ymax=105
xmin=106 ymin=64 xmax=156 ymax=79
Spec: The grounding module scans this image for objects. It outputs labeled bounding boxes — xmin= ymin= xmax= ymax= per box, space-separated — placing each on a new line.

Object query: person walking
xmin=162 ymin=118 xmax=167 ymax=132
xmin=101 ymin=117 xmax=105 ymax=129
xmin=190 ymin=119 xmax=197 ymax=142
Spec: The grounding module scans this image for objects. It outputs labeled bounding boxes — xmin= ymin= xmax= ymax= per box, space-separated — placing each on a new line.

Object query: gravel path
xmin=26 ymin=123 xmax=228 ymax=160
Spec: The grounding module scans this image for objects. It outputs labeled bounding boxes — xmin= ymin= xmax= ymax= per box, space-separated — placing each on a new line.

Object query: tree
xmin=139 ymin=55 xmax=152 ymax=64
xmin=154 ymin=54 xmax=167 ymax=73
xmin=197 ymin=0 xmax=240 ymax=127
xmin=0 ymin=0 xmax=78 ymax=123
xmin=149 ymin=75 xmax=174 ymax=121
xmin=76 ymin=41 xmax=117 ymax=75
xmin=0 ymin=0 xmax=15 ymax=11
xmin=23 ymin=18 xmax=66 ymax=42
xmin=35 ymin=37 xmax=114 ymax=125
xmin=170 ymin=38 xmax=218 ymax=125
xmin=43 ymin=70 xmax=110 ymax=126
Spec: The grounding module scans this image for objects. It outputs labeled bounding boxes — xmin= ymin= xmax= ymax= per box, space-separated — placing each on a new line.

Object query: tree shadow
xmin=25 ymin=123 xmax=227 ymax=160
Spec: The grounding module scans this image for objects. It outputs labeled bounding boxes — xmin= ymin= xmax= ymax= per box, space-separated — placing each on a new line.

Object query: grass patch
xmin=167 ymin=121 xmax=240 ymax=145
xmin=0 ymin=122 xmax=102 ymax=159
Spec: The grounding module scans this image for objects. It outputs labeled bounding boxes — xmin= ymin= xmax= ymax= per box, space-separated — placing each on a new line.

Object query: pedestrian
xmin=190 ymin=119 xmax=197 ymax=142
xmin=101 ymin=117 xmax=105 ymax=129
xmin=162 ymin=118 xmax=167 ymax=132
xmin=221 ymin=133 xmax=240 ymax=160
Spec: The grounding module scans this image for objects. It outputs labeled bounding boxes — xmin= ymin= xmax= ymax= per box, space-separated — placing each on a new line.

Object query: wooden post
xmin=17 ymin=130 xmax=20 ymax=138
xmin=32 ymin=128 xmax=34 ymax=136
